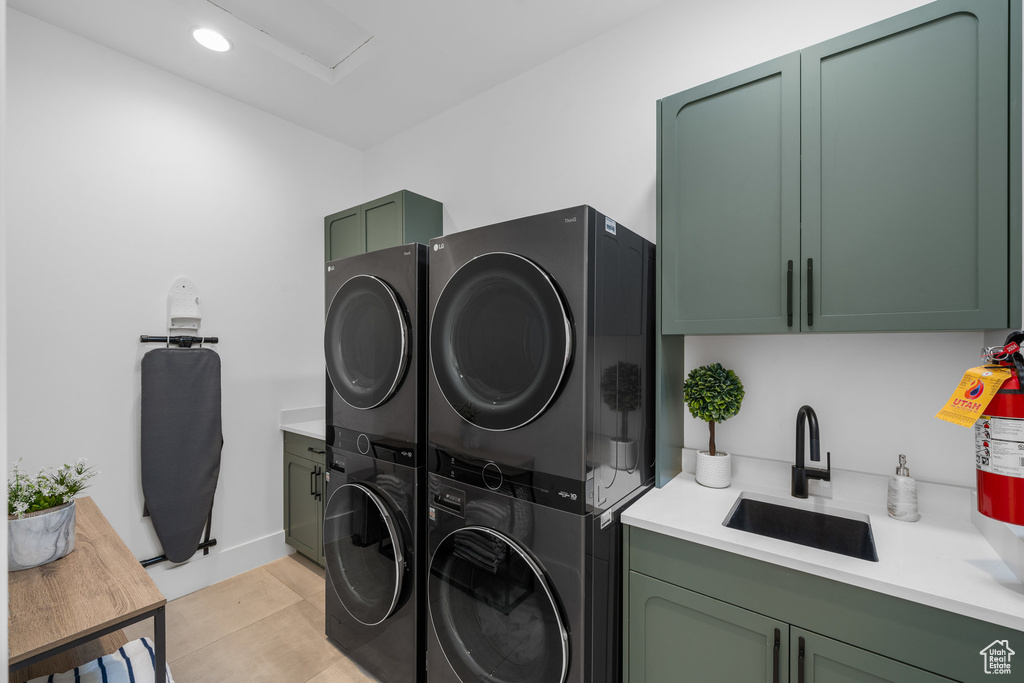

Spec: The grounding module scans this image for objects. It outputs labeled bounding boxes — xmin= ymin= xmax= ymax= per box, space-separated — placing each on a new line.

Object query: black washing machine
xmin=324 ymin=428 xmax=424 ymax=683
xmin=326 ymin=242 xmax=428 ymax=447
xmin=324 ymin=243 xmax=428 ymax=682
xmin=425 ymin=470 xmax=648 ymax=683
xmin=427 ymin=206 xmax=655 ymax=513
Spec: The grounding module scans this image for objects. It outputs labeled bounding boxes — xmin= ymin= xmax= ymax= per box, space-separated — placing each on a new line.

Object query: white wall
xmin=4 ymin=0 xmax=1018 ymax=606
xmin=5 ymin=11 xmax=363 ymax=598
xmin=363 ymin=0 xmax=999 ymax=488
xmin=1 ymin=0 xmax=10 ymax=665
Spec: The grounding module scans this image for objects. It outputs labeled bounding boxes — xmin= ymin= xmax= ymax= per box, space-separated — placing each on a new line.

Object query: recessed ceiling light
xmin=193 ymin=28 xmax=231 ymax=52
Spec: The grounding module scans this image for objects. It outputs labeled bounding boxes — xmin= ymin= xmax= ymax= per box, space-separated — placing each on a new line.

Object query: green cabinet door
xmin=316 ymin=465 xmax=325 ymax=567
xmin=628 ymin=570 xmax=787 ymax=683
xmin=801 ymin=0 xmax=1010 ymax=332
xmin=659 ymin=53 xmax=801 ymax=335
xmin=324 ymin=190 xmax=442 ymax=262
xmin=364 ymin=192 xmax=404 ymax=253
xmin=794 ymin=629 xmax=954 ymax=683
xmin=283 ymin=432 xmax=326 ymax=566
xmin=283 ymin=450 xmax=320 ymax=561
xmin=325 ymin=207 xmax=364 ymax=261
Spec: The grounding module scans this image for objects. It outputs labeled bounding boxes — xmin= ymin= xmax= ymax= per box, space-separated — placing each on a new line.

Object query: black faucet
xmin=792 ymin=405 xmax=831 ymax=498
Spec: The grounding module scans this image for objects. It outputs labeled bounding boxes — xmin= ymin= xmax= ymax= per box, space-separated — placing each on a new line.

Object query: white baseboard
xmin=143 ymin=530 xmax=293 ymax=601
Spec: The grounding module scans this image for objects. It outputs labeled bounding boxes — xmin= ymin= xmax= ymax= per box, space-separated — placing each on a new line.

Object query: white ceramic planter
xmin=695 ymin=450 xmax=732 ymax=488
xmin=9 ymin=500 xmax=76 ymax=571
xmin=599 ymin=438 xmax=639 ymax=471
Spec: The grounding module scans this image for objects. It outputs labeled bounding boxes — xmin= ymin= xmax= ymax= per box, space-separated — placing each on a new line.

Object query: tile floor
xmin=123 ymin=553 xmax=377 ymax=682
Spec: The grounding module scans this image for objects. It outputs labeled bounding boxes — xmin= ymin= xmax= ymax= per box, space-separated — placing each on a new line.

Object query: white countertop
xmin=279 ymin=406 xmax=326 ymax=441
xmin=623 ymin=468 xmax=1024 ymax=632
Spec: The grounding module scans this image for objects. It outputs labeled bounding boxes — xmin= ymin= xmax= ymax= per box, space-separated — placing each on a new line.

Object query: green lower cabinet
xmin=629 ymin=571 xmax=787 ymax=682
xmin=794 ymin=630 xmax=953 ymax=683
xmin=624 ymin=527 xmax=1022 ymax=683
xmin=283 ymin=432 xmax=326 ymax=566
xmin=627 ymin=570 xmax=954 ymax=682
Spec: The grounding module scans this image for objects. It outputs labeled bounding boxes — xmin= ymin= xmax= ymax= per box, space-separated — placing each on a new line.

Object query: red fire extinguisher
xmin=976 ymin=331 xmax=1024 ymax=526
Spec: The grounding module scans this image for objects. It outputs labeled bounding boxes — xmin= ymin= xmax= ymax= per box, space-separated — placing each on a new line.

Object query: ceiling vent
xmin=201 ymin=0 xmax=377 ymax=83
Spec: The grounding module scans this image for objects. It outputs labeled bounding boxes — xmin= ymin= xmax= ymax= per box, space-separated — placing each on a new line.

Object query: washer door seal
xmin=324 ymin=482 xmax=405 ymax=626
xmin=427 ymin=525 xmax=569 ymax=683
xmin=325 ymin=274 xmax=409 ymax=410
xmin=430 ymin=252 xmax=573 ymax=431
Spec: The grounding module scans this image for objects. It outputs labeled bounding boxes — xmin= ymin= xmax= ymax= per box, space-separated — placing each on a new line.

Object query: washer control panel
xmin=430 ymin=446 xmax=587 ymax=514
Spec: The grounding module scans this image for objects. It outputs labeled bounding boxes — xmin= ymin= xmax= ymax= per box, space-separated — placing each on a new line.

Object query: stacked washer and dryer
xmin=424 ymin=205 xmax=655 ymax=683
xmin=323 ymin=244 xmax=429 ymax=683
xmin=322 ymin=205 xmax=654 ymax=683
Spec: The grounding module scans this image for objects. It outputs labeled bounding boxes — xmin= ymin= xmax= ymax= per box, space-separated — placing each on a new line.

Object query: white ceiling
xmin=7 ymin=0 xmax=668 ymax=150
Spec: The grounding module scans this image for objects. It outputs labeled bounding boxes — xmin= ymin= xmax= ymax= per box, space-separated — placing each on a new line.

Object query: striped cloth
xmin=27 ymin=638 xmax=175 ymax=683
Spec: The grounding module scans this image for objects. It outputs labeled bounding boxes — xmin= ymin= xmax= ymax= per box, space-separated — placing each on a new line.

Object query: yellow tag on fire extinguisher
xmin=935 ymin=365 xmax=1013 ymax=428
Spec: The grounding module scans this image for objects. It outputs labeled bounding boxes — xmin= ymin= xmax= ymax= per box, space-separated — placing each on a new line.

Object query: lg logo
xmin=433 ymin=243 xmax=445 ymax=251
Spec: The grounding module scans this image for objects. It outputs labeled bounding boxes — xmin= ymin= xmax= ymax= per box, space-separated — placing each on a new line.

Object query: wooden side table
xmin=9 ymin=497 xmax=167 ymax=682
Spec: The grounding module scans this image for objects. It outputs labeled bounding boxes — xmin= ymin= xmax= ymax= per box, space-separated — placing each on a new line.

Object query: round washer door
xmin=428 ymin=526 xmax=569 ymax=683
xmin=325 ymin=275 xmax=409 ymax=410
xmin=324 ymin=482 xmax=405 ymax=626
xmin=430 ymin=253 xmax=572 ymax=431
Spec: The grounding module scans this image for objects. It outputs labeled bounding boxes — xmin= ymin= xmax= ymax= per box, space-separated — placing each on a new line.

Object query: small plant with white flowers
xmin=8 ymin=459 xmax=98 ymax=518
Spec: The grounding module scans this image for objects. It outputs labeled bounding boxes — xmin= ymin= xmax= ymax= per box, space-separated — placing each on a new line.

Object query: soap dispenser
xmin=887 ymin=454 xmax=920 ymax=522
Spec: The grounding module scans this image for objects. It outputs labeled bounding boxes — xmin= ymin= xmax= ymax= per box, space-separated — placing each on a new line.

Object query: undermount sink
xmin=723 ymin=492 xmax=878 ymax=562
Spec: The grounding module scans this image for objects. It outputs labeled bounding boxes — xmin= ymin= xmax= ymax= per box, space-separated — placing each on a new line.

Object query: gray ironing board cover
xmin=141 ymin=347 xmax=222 ymax=563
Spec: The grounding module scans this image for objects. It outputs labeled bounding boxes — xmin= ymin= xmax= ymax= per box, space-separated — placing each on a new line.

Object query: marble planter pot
xmin=9 ymin=500 xmax=76 ymax=571
xmin=695 ymin=450 xmax=732 ymax=488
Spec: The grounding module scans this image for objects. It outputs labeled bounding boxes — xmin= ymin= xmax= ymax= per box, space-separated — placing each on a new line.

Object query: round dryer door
xmin=325 ymin=275 xmax=409 ymax=410
xmin=324 ymin=482 xmax=405 ymax=626
xmin=428 ymin=526 xmax=569 ymax=683
xmin=430 ymin=252 xmax=573 ymax=431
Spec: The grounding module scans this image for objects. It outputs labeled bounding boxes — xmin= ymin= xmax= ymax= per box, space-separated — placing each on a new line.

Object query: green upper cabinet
xmin=325 ymin=206 xmax=362 ymax=261
xmin=660 ymin=53 xmax=801 ymax=335
xmin=803 ymin=0 xmax=1010 ymax=332
xmin=658 ymin=0 xmax=1021 ymax=334
xmin=324 ymin=189 xmax=443 ymax=262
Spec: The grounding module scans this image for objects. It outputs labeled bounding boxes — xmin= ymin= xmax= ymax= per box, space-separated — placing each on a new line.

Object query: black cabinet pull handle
xmin=316 ymin=467 xmax=322 ymax=501
xmin=310 ymin=469 xmax=316 ymax=497
xmin=798 ymin=636 xmax=806 ymax=683
xmin=307 ymin=446 xmax=326 ymax=456
xmin=786 ymin=261 xmax=794 ymax=327
xmin=773 ymin=628 xmax=781 ymax=683
xmin=806 ymin=258 xmax=814 ymax=327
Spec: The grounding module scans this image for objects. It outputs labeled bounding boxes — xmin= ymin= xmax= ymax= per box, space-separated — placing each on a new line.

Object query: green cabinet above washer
xmin=324 ymin=190 xmax=442 ymax=262
xmin=658 ymin=0 xmax=1021 ymax=334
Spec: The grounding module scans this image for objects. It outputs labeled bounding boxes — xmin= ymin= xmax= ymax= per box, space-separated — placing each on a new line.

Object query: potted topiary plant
xmin=8 ymin=458 xmax=97 ymax=571
xmin=600 ymin=361 xmax=642 ymax=470
xmin=683 ymin=363 xmax=745 ymax=488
